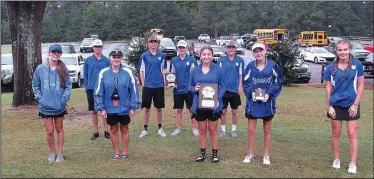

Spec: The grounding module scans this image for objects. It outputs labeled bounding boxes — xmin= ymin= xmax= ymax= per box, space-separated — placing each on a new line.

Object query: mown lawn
xmin=1 ymin=46 xmax=12 ymax=54
xmin=1 ymin=87 xmax=373 ymax=178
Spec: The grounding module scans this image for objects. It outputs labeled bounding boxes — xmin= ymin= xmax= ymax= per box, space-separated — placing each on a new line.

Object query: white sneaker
xmin=171 ymin=128 xmax=182 ymax=136
xmin=263 ymin=155 xmax=271 ymax=165
xmin=332 ymin=159 xmax=341 ymax=169
xmin=243 ymin=154 xmax=255 ymax=163
xmin=158 ymin=128 xmax=166 ymax=137
xmin=139 ymin=129 xmax=148 ymax=138
xmin=348 ymin=162 xmax=357 ymax=174
xmin=192 ymin=128 xmax=199 ymax=136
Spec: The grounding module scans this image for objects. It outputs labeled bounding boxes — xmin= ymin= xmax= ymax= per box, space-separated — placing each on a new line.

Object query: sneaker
xmin=195 ymin=153 xmax=206 ymax=163
xmin=48 ymin=152 xmax=56 ymax=162
xmin=212 ymin=154 xmax=220 ymax=163
xmin=218 ymin=130 xmax=226 ymax=138
xmin=112 ymin=154 xmax=120 ymax=160
xmin=192 ymin=128 xmax=199 ymax=136
xmin=243 ymin=154 xmax=255 ymax=163
xmin=139 ymin=129 xmax=148 ymax=138
xmin=263 ymin=155 xmax=271 ymax=165
xmin=171 ymin=128 xmax=182 ymax=136
xmin=104 ymin=131 xmax=110 ymax=139
xmin=121 ymin=155 xmax=129 ymax=160
xmin=348 ymin=162 xmax=357 ymax=174
xmin=231 ymin=130 xmax=239 ymax=138
xmin=158 ymin=128 xmax=166 ymax=137
xmin=332 ymin=159 xmax=341 ymax=169
xmin=55 ymin=153 xmax=65 ymax=162
xmin=91 ymin=132 xmax=99 ymax=140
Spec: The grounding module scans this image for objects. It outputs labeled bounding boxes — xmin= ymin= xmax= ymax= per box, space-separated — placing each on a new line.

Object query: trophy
xmin=165 ymin=72 xmax=176 ymax=87
xmin=198 ymin=83 xmax=218 ymax=109
xmin=254 ymin=88 xmax=266 ymax=101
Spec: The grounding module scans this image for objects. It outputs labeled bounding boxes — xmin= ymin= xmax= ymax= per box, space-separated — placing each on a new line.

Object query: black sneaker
xmin=212 ymin=155 xmax=220 ymax=163
xmin=195 ymin=153 xmax=206 ymax=163
xmin=104 ymin=131 xmax=110 ymax=139
xmin=91 ymin=132 xmax=99 ymax=140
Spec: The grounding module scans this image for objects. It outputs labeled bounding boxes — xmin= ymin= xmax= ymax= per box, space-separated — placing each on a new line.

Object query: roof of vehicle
xmin=199 ymin=34 xmax=209 ymax=36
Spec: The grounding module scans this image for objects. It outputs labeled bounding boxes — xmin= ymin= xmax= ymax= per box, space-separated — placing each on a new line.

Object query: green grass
xmin=1 ymin=87 xmax=373 ymax=178
xmin=1 ymin=46 xmax=12 ymax=54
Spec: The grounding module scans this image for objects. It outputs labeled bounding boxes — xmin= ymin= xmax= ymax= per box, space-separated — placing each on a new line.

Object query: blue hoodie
xmin=32 ymin=59 xmax=72 ymax=115
xmin=83 ymin=55 xmax=111 ymax=90
xmin=189 ymin=63 xmax=226 ymax=115
xmin=242 ymin=59 xmax=283 ymax=118
xmin=94 ymin=65 xmax=141 ymax=115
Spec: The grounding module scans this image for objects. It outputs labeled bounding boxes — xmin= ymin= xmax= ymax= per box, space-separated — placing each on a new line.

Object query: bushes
xmin=123 ymin=34 xmax=150 ymax=77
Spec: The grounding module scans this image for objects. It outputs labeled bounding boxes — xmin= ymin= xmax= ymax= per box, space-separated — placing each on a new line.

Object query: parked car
xmin=236 ymin=36 xmax=251 ymax=47
xmin=216 ymin=36 xmax=231 ymax=46
xmin=364 ymin=52 xmax=373 ymax=75
xmin=243 ymin=35 xmax=257 ymax=49
xmin=351 ymin=43 xmax=371 ymax=62
xmin=210 ymin=45 xmax=226 ymax=63
xmin=60 ymin=55 xmax=83 ymax=88
xmin=1 ymin=53 xmax=14 ymax=91
xmin=189 ymin=42 xmax=205 ymax=60
xmin=293 ymin=56 xmax=311 ymax=83
xmin=230 ymin=33 xmax=241 ymax=41
xmin=300 ymin=47 xmax=335 ymax=64
xmin=173 ymin=36 xmax=186 ymax=45
xmin=159 ymin=38 xmax=177 ymax=60
xmin=238 ymin=55 xmax=255 ymax=70
xmin=198 ymin=34 xmax=211 ymax=42
xmin=80 ymin=38 xmax=95 ymax=52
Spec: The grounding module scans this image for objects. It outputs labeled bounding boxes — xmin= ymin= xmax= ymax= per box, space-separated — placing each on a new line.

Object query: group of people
xmin=31 ymin=35 xmax=364 ymax=174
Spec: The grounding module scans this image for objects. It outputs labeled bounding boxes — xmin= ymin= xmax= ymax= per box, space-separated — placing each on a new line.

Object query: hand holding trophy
xmin=165 ymin=72 xmax=176 ymax=88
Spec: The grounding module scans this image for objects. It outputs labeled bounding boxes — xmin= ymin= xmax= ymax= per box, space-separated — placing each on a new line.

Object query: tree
xmin=7 ymin=1 xmax=46 ymax=107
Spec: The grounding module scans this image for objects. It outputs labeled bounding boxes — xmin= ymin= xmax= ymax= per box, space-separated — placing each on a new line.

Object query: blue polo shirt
xmin=218 ymin=55 xmax=244 ymax=93
xmin=169 ymin=55 xmax=198 ymax=94
xmin=138 ymin=50 xmax=166 ymax=88
xmin=323 ymin=59 xmax=364 ymax=107
xmin=83 ymin=55 xmax=111 ymax=90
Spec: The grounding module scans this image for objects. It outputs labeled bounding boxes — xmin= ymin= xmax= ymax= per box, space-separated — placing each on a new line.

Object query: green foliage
xmin=267 ymin=40 xmax=299 ymax=85
xmin=123 ymin=34 xmax=149 ymax=77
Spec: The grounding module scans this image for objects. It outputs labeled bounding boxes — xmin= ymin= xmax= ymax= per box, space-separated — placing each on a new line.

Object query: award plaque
xmin=198 ymin=83 xmax=218 ymax=109
xmin=254 ymin=88 xmax=266 ymax=101
xmin=165 ymin=72 xmax=176 ymax=87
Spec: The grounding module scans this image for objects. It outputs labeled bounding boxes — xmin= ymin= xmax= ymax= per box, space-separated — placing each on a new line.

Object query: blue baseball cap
xmin=49 ymin=44 xmax=62 ymax=52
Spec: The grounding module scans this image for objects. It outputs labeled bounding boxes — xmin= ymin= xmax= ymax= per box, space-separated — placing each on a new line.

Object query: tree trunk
xmin=7 ymin=1 xmax=46 ymax=107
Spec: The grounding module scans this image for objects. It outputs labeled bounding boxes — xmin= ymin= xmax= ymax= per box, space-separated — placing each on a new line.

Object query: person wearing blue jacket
xmin=32 ymin=44 xmax=72 ymax=163
xmin=242 ymin=43 xmax=283 ymax=165
xmin=217 ymin=40 xmax=244 ymax=138
xmin=168 ymin=40 xmax=199 ymax=137
xmin=83 ymin=39 xmax=111 ymax=140
xmin=189 ymin=45 xmax=226 ymax=163
xmin=137 ymin=35 xmax=167 ymax=138
xmin=323 ymin=40 xmax=364 ymax=174
xmin=94 ymin=49 xmax=141 ymax=160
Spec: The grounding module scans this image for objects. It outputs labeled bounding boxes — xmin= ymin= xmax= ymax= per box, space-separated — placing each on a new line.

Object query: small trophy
xmin=165 ymin=72 xmax=176 ymax=87
xmin=254 ymin=88 xmax=266 ymax=101
xmin=198 ymin=83 xmax=218 ymax=109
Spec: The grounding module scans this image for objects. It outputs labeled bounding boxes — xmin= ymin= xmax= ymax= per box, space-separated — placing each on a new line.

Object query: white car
xmin=198 ymin=34 xmax=211 ymax=42
xmin=351 ymin=43 xmax=370 ymax=62
xmin=216 ymin=36 xmax=231 ymax=46
xmin=300 ymin=47 xmax=335 ymax=64
xmin=210 ymin=45 xmax=226 ymax=63
xmin=236 ymin=36 xmax=251 ymax=47
xmin=60 ymin=55 xmax=83 ymax=88
xmin=80 ymin=38 xmax=95 ymax=53
xmin=1 ymin=53 xmax=14 ymax=91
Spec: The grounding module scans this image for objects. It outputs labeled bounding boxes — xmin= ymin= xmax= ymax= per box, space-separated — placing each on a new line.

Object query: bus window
xmin=318 ymin=35 xmax=323 ymax=39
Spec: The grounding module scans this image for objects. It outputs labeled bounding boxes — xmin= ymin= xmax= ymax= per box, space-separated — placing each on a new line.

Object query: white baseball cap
xmin=177 ymin=40 xmax=188 ymax=48
xmin=251 ymin=43 xmax=266 ymax=51
xmin=92 ymin=39 xmax=103 ymax=46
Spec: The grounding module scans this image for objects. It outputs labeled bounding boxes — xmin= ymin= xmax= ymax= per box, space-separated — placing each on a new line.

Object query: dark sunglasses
xmin=149 ymin=40 xmax=158 ymax=43
xmin=227 ymin=46 xmax=236 ymax=48
xmin=112 ymin=56 xmax=122 ymax=59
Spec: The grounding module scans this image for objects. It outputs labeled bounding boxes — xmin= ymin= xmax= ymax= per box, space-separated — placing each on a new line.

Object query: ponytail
xmin=56 ymin=60 xmax=67 ymax=88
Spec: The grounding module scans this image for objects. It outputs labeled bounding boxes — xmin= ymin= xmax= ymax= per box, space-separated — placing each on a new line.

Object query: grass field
xmin=1 ymin=87 xmax=373 ymax=178
xmin=1 ymin=46 xmax=12 ymax=54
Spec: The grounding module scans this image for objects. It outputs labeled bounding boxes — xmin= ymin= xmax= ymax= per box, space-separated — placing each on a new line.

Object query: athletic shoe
xmin=121 ymin=155 xmax=129 ymax=160
xmin=218 ymin=130 xmax=226 ymax=138
xmin=263 ymin=155 xmax=271 ymax=165
xmin=104 ymin=131 xmax=110 ymax=139
xmin=139 ymin=129 xmax=148 ymax=138
xmin=158 ymin=128 xmax=166 ymax=137
xmin=195 ymin=152 xmax=206 ymax=163
xmin=348 ymin=162 xmax=357 ymax=174
xmin=48 ymin=153 xmax=56 ymax=162
xmin=332 ymin=159 xmax=341 ymax=169
xmin=231 ymin=130 xmax=239 ymax=138
xmin=212 ymin=154 xmax=220 ymax=163
xmin=55 ymin=153 xmax=65 ymax=162
xmin=171 ymin=128 xmax=182 ymax=136
xmin=91 ymin=132 xmax=99 ymax=140
xmin=112 ymin=154 xmax=120 ymax=160
xmin=243 ymin=154 xmax=255 ymax=163
xmin=192 ymin=128 xmax=199 ymax=136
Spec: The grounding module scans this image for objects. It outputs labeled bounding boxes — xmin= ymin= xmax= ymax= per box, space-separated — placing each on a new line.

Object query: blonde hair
xmin=333 ymin=40 xmax=352 ymax=78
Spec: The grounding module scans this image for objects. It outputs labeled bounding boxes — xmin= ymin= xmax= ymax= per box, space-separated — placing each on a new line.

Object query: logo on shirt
xmin=186 ymin=62 xmax=190 ymax=66
xmin=351 ymin=65 xmax=356 ymax=70
xmin=158 ymin=57 xmax=161 ymax=60
xmin=236 ymin=63 xmax=239 ymax=66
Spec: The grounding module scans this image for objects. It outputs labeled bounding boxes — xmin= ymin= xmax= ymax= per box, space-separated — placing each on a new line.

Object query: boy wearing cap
xmin=94 ymin=48 xmax=141 ymax=160
xmin=217 ymin=40 xmax=244 ymax=138
xmin=83 ymin=39 xmax=111 ymax=140
xmin=137 ymin=35 xmax=167 ymax=138
xmin=168 ymin=40 xmax=199 ymax=136
xmin=242 ymin=42 xmax=283 ymax=165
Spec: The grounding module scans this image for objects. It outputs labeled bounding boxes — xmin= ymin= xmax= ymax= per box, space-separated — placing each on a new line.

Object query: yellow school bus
xmin=298 ymin=31 xmax=328 ymax=47
xmin=149 ymin=28 xmax=164 ymax=39
xmin=253 ymin=29 xmax=289 ymax=45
